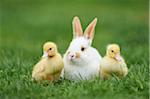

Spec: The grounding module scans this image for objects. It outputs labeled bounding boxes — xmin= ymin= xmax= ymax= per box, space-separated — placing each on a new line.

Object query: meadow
xmin=0 ymin=0 xmax=149 ymax=99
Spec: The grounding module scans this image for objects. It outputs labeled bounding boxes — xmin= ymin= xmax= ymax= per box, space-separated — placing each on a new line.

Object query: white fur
xmin=63 ymin=37 xmax=101 ymax=81
xmin=62 ymin=16 xmax=101 ymax=81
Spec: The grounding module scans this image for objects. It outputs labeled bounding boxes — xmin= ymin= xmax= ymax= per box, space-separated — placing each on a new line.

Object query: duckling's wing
xmin=33 ymin=63 xmax=45 ymax=76
xmin=37 ymin=65 xmax=45 ymax=74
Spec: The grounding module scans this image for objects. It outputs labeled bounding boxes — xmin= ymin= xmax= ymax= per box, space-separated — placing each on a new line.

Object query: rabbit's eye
xmin=111 ymin=50 xmax=114 ymax=53
xmin=81 ymin=47 xmax=85 ymax=51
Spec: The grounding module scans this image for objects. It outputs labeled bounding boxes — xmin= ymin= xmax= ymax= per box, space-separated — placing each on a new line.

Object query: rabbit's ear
xmin=72 ymin=16 xmax=83 ymax=38
xmin=84 ymin=18 xmax=97 ymax=41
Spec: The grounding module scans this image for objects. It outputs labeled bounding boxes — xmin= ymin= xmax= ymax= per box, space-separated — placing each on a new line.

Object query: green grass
xmin=0 ymin=0 xmax=149 ymax=99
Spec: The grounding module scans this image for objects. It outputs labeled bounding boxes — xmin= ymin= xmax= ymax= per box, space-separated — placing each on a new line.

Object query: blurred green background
xmin=0 ymin=0 xmax=149 ymax=99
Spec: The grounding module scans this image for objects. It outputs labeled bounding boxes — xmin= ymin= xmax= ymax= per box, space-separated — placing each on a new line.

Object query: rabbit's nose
xmin=68 ymin=53 xmax=76 ymax=60
xmin=70 ymin=54 xmax=75 ymax=59
xmin=71 ymin=55 xmax=74 ymax=58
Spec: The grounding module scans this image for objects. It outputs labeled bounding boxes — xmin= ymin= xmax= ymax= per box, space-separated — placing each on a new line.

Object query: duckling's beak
xmin=115 ymin=53 xmax=121 ymax=61
xmin=42 ymin=51 xmax=48 ymax=58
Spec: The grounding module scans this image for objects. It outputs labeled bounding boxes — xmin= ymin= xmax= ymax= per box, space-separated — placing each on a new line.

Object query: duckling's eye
xmin=49 ymin=48 xmax=52 ymax=50
xmin=111 ymin=50 xmax=114 ymax=53
xmin=81 ymin=47 xmax=85 ymax=51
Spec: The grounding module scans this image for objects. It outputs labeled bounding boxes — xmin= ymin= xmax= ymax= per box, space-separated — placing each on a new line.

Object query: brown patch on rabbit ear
xmin=72 ymin=16 xmax=83 ymax=38
xmin=84 ymin=18 xmax=97 ymax=40
xmin=75 ymin=52 xmax=80 ymax=58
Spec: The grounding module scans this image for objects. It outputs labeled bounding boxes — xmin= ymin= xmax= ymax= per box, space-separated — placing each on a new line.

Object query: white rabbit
xmin=62 ymin=16 xmax=102 ymax=81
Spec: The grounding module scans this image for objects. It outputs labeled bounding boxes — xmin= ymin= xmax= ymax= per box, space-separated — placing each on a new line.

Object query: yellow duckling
xmin=100 ymin=44 xmax=128 ymax=79
xmin=32 ymin=42 xmax=64 ymax=82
